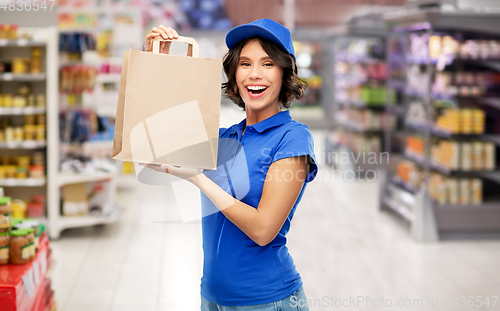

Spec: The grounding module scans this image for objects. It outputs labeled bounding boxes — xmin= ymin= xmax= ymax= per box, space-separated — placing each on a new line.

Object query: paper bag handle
xmin=152 ymin=36 xmax=200 ymax=58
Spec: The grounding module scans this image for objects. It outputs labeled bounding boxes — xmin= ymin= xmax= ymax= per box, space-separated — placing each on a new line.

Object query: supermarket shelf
xmin=0 ymin=73 xmax=46 ymax=81
xmin=479 ymin=97 xmax=500 ymax=110
xmin=339 ymin=100 xmax=386 ymax=109
xmin=95 ymin=73 xmax=121 ymax=83
xmin=405 ymin=149 xmax=499 ymax=176
xmin=0 ymin=140 xmax=46 ymax=149
xmin=0 ymin=107 xmax=46 ymax=115
xmin=337 ymin=120 xmax=384 ymax=134
xmin=406 ymin=121 xmax=430 ymax=133
xmin=0 ymin=178 xmax=46 ymax=187
xmin=335 ymin=54 xmax=383 ymax=63
xmin=0 ymin=39 xmax=46 ymax=47
xmin=404 ymin=150 xmax=428 ymax=166
xmin=58 ymin=172 xmax=115 ymax=186
xmin=381 ymin=194 xmax=415 ymax=222
xmin=431 ymin=128 xmax=500 ymax=145
xmin=390 ymin=175 xmax=419 ymax=195
xmin=434 ymin=201 xmax=500 ymax=233
xmin=58 ymin=214 xmax=120 ymax=231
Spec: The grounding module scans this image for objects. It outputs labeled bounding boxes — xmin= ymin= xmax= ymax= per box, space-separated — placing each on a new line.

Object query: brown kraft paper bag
xmin=112 ymin=36 xmax=222 ymax=170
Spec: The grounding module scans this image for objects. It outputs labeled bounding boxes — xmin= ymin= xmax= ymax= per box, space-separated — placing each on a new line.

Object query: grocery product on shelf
xmin=0 ymin=24 xmax=19 ymax=40
xmin=429 ymin=173 xmax=483 ymax=206
xmin=409 ymin=33 xmax=500 ymax=61
xmin=9 ymin=229 xmax=30 ymax=265
xmin=0 ymin=154 xmax=46 ymax=180
xmin=0 ymin=196 xmax=12 ymax=232
xmin=434 ymin=108 xmax=485 ymax=134
xmin=396 ymin=160 xmax=424 ymax=190
xmin=0 ymin=231 xmax=8 ymax=265
xmin=431 ymin=140 xmax=495 ymax=171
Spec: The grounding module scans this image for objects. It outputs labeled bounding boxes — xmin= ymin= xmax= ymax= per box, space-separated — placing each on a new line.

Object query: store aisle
xmin=49 ymin=107 xmax=500 ymax=311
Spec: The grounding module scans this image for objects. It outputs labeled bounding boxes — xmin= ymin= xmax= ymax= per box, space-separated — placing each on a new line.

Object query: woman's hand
xmin=139 ymin=163 xmax=203 ymax=184
xmin=144 ymin=25 xmax=179 ymax=54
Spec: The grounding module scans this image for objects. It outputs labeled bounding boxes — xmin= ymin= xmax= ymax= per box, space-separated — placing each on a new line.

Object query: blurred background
xmin=1 ymin=0 xmax=500 ymax=310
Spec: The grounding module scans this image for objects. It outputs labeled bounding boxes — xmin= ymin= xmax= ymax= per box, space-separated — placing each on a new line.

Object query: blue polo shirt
xmin=200 ymin=110 xmax=318 ymax=306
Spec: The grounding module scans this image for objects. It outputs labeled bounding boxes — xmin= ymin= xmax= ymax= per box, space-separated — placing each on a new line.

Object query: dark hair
xmin=222 ymin=37 xmax=307 ymax=110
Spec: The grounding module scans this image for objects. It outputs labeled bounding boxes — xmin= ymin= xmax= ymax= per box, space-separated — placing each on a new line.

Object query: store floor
xmin=50 ymin=106 xmax=500 ymax=311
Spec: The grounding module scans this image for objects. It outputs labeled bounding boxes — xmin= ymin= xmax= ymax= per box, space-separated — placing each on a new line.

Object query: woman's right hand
xmin=144 ymin=25 xmax=179 ymax=54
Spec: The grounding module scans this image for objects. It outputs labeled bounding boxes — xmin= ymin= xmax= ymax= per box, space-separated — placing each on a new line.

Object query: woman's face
xmin=235 ymin=39 xmax=283 ymax=113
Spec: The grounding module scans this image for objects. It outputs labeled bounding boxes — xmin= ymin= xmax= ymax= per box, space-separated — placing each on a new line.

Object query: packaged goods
xmin=11 ymin=199 xmax=27 ymax=219
xmin=484 ymin=143 xmax=495 ymax=170
xmin=9 ymin=229 xmax=30 ymax=265
xmin=471 ymin=179 xmax=482 ymax=205
xmin=0 ymin=196 xmax=11 ymax=232
xmin=472 ymin=142 xmax=483 ymax=170
xmin=447 ymin=179 xmax=459 ymax=205
xmin=0 ymin=231 xmax=9 ymax=265
xmin=460 ymin=179 xmax=470 ymax=205
xmin=460 ymin=142 xmax=472 ymax=171
xmin=16 ymin=223 xmax=35 ymax=259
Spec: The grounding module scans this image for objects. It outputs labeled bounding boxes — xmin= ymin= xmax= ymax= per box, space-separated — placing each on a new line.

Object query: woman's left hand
xmin=139 ymin=163 xmax=203 ymax=184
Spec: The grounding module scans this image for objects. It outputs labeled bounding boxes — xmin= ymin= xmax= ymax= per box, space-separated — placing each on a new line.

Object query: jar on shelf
xmin=6 ymin=166 xmax=16 ymax=178
xmin=13 ymin=127 xmax=23 ymax=141
xmin=36 ymin=94 xmax=45 ymax=107
xmin=22 ymin=219 xmax=39 ymax=251
xmin=11 ymin=200 xmax=27 ymax=219
xmin=29 ymin=165 xmax=44 ymax=179
xmin=3 ymin=94 xmax=13 ymax=107
xmin=0 ymin=196 xmax=11 ymax=232
xmin=12 ymin=58 xmax=27 ymax=74
xmin=36 ymin=115 xmax=46 ymax=125
xmin=24 ymin=125 xmax=36 ymax=140
xmin=36 ymin=124 xmax=45 ymax=141
xmin=13 ymin=96 xmax=26 ymax=107
xmin=0 ymin=231 xmax=9 ymax=265
xmin=10 ymin=229 xmax=30 ymax=265
xmin=0 ymin=25 xmax=7 ymax=39
xmin=16 ymin=167 xmax=27 ymax=179
xmin=5 ymin=127 xmax=14 ymax=141
xmin=15 ymin=223 xmax=35 ymax=259
xmin=27 ymin=95 xmax=36 ymax=107
xmin=0 ymin=167 xmax=6 ymax=179
xmin=7 ymin=25 xmax=18 ymax=40
xmin=30 ymin=60 xmax=41 ymax=74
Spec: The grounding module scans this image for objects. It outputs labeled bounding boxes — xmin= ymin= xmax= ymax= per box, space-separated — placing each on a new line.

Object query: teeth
xmin=247 ymin=86 xmax=267 ymax=91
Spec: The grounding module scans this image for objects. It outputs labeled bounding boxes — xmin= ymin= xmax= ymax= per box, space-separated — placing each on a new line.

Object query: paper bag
xmin=112 ymin=36 xmax=222 ymax=169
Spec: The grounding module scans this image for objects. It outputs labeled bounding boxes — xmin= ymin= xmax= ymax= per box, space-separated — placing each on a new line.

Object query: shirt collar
xmin=234 ymin=110 xmax=292 ymax=136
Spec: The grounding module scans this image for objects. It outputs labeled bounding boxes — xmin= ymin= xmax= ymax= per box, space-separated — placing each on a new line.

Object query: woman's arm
xmin=144 ymin=156 xmax=308 ymax=246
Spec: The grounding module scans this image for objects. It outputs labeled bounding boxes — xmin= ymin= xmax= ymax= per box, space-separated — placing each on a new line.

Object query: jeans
xmin=201 ymin=286 xmax=310 ymax=311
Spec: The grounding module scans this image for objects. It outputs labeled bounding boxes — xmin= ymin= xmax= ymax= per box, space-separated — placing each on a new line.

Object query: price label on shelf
xmin=22 ymin=269 xmax=35 ymax=298
xmin=17 ymin=39 xmax=28 ymax=46
xmin=2 ymin=73 xmax=13 ymax=81
xmin=32 ymin=261 xmax=40 ymax=285
xmin=40 ymin=250 xmax=47 ymax=274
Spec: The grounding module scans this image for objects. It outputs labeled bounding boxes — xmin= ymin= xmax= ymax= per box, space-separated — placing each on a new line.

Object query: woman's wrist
xmin=189 ymin=171 xmax=207 ymax=188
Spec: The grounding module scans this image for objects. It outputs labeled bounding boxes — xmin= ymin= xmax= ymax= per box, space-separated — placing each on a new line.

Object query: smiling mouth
xmin=246 ymin=86 xmax=268 ymax=95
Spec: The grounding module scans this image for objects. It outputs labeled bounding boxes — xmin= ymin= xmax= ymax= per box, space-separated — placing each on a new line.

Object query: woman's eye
xmin=264 ymin=63 xmax=273 ymax=67
xmin=240 ymin=62 xmax=250 ymax=67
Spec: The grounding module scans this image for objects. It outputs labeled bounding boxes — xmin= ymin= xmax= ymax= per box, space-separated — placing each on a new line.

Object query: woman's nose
xmin=249 ymin=66 xmax=262 ymax=79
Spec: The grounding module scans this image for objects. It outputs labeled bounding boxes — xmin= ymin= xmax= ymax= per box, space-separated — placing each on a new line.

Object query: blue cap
xmin=225 ymin=18 xmax=295 ymax=59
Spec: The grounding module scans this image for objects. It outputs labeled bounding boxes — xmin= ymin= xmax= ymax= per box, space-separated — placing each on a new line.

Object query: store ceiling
xmin=224 ymin=0 xmax=406 ymax=28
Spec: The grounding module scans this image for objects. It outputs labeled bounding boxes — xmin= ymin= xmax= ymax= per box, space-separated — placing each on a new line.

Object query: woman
xmin=143 ymin=19 xmax=318 ymax=310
